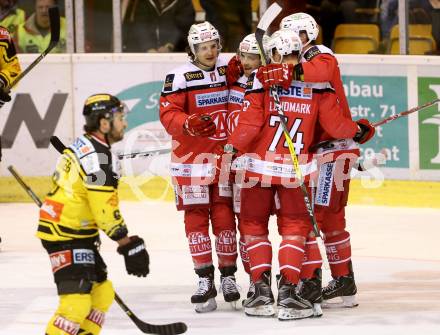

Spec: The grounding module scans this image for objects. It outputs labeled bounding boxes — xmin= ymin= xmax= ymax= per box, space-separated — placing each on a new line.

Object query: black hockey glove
xmin=117 ymin=236 xmax=149 ymax=277
xmin=0 ymin=90 xmax=11 ymax=109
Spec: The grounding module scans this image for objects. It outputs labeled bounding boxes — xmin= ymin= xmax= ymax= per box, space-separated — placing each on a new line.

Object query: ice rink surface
xmin=1 ymin=202 xmax=439 ymax=335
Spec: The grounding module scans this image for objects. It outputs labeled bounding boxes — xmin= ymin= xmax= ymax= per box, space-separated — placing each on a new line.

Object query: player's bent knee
xmin=57 ymin=293 xmax=92 ymax=323
xmin=90 ymin=280 xmax=115 ymax=312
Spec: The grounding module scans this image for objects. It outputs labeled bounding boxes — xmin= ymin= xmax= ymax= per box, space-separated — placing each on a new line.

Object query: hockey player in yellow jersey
xmin=38 ymin=93 xmax=150 ymax=335
xmin=0 ymin=24 xmax=21 ymax=107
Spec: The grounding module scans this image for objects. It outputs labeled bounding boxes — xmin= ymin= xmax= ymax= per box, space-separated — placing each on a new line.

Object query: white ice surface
xmin=0 ymin=202 xmax=439 ymax=335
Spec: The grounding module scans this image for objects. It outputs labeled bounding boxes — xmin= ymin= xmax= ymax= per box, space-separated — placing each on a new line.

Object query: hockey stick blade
xmin=8 ymin=6 xmax=60 ymax=88
xmin=8 ymin=165 xmax=188 ymax=335
xmin=115 ymin=294 xmax=187 ymax=335
xmin=255 ymin=2 xmax=282 ymax=65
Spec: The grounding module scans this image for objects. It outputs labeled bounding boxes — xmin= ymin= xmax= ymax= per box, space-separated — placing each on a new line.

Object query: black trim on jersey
xmin=160 ymin=81 xmax=227 ymax=96
xmin=39 ymin=219 xmax=99 ymax=237
xmin=85 ymin=186 xmax=115 ymax=193
xmin=38 ymin=224 xmax=52 ymax=235
xmin=244 ymin=88 xmax=265 ymax=96
xmin=303 ymin=46 xmax=322 ymax=61
xmin=233 ymin=82 xmax=248 ymax=90
xmin=312 ymin=88 xmax=335 ymax=94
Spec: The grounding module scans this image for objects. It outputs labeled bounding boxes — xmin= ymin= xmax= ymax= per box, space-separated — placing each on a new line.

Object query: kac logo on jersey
xmin=195 ymin=91 xmax=228 ymax=107
xmin=227 ymin=109 xmax=240 ymax=135
xmin=274 ymin=85 xmax=313 ymax=99
xmin=208 ymin=110 xmax=228 ymax=140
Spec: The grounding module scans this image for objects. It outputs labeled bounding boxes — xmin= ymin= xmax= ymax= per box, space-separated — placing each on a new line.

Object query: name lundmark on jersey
xmin=269 ymin=101 xmax=311 ymax=114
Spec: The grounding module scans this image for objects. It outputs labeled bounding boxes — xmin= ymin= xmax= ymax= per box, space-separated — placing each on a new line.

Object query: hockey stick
xmin=50 ymin=135 xmax=171 ymax=159
xmin=7 ymin=6 xmax=60 ymax=89
xmin=7 ymin=165 xmax=188 ymax=335
xmin=372 ymin=98 xmax=440 ymax=127
xmin=255 ymin=3 xmax=321 ymax=238
xmin=310 ymin=98 xmax=440 ymax=152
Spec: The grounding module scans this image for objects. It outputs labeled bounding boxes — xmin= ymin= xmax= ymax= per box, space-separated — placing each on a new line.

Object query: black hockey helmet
xmin=83 ymin=93 xmax=126 ymax=132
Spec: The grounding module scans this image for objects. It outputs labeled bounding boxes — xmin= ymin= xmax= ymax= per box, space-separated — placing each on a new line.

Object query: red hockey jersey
xmin=301 ymin=45 xmax=360 ymax=155
xmin=227 ymin=72 xmax=358 ymax=184
xmin=160 ymin=56 xmax=229 ymax=185
xmin=227 ymin=74 xmax=248 ymax=136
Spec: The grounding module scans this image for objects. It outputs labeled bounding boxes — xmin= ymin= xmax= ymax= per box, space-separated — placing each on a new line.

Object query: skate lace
xmin=324 ymin=279 xmax=338 ymax=292
xmin=220 ymin=276 xmax=241 ymax=294
xmin=195 ymin=277 xmax=212 ymax=295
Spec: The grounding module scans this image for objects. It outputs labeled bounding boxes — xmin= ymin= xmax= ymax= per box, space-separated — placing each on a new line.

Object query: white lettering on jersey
xmin=269 ymin=101 xmax=311 ymax=114
xmin=195 ymin=91 xmax=228 ymax=107
xmin=228 ymin=89 xmax=244 ymax=104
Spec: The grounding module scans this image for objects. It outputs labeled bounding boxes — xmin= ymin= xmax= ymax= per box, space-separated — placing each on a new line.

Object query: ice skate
xmin=220 ymin=273 xmax=241 ymax=309
xmin=243 ymin=271 xmax=275 ymax=317
xmin=322 ymin=270 xmax=358 ymax=309
xmin=297 ymin=268 xmax=323 ymax=317
xmin=191 ymin=267 xmax=217 ymax=313
xmin=277 ymin=275 xmax=314 ymax=321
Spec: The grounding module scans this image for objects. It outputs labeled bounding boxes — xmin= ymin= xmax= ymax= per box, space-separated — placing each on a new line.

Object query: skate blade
xmin=322 ymin=295 xmax=358 ymax=309
xmin=244 ymin=304 xmax=275 ymax=317
xmin=278 ymin=307 xmax=314 ymax=321
xmin=229 ymin=300 xmax=241 ymax=310
xmin=194 ymin=298 xmax=217 ymax=313
xmin=312 ymin=303 xmax=323 ymax=317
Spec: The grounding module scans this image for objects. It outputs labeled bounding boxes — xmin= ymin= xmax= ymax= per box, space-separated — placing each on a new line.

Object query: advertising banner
xmin=343 ymin=75 xmax=409 ymax=168
xmin=418 ymin=77 xmax=440 ymax=170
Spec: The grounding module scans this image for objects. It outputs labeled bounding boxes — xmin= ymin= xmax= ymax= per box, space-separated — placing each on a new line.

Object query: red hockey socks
xmin=247 ymin=239 xmax=272 ymax=282
xmin=300 ymin=236 xmax=323 ymax=280
xmin=216 ymin=229 xmax=238 ymax=267
xmin=187 ymin=232 xmax=213 ymax=266
xmin=239 ymin=236 xmax=251 ymax=274
xmin=325 ymin=231 xmax=352 ymax=277
xmin=278 ymin=239 xmax=305 ymax=284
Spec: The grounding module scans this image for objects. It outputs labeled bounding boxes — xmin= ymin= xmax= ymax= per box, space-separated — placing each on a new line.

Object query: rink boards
xmin=0 ymin=53 xmax=440 ymax=204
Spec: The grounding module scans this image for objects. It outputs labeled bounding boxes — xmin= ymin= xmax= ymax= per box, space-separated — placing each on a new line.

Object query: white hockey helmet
xmin=187 ymin=21 xmax=221 ymax=54
xmin=280 ymin=13 xmax=319 ymax=42
xmin=239 ymin=34 xmax=260 ymax=54
xmin=268 ymin=29 xmax=302 ymax=63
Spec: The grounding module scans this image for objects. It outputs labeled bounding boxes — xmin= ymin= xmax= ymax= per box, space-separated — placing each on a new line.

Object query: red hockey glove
xmin=256 ymin=63 xmax=294 ymax=90
xmin=353 ymin=119 xmax=375 ymax=144
xmin=184 ymin=114 xmax=216 ymax=137
xmin=226 ymin=55 xmax=244 ymax=85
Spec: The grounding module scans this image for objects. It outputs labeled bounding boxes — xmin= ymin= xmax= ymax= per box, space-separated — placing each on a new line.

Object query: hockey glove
xmin=117 ymin=236 xmax=149 ymax=277
xmin=184 ymin=113 xmax=216 ymax=137
xmin=0 ymin=90 xmax=11 ymax=109
xmin=226 ymin=55 xmax=244 ymax=85
xmin=256 ymin=63 xmax=294 ymax=90
xmin=353 ymin=119 xmax=375 ymax=144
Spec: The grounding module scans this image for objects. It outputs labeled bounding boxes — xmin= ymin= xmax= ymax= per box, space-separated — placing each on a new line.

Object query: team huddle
xmin=159 ymin=12 xmax=374 ymax=320
xmin=28 ymin=11 xmax=376 ymax=335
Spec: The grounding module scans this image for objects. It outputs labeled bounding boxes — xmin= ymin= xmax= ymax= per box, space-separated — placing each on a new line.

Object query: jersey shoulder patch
xmin=245 ymin=71 xmax=263 ymax=92
xmin=69 ymin=136 xmax=101 ymax=175
xmin=162 ymin=65 xmax=188 ymax=93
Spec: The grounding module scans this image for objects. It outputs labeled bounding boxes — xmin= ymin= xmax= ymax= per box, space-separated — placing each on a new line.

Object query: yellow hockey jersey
xmin=37 ymin=134 xmax=128 ymax=242
xmin=0 ymin=25 xmax=21 ymax=88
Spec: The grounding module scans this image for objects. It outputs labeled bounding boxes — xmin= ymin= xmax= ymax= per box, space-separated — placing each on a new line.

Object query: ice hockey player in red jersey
xmin=226 ymin=33 xmax=269 ymax=301
xmin=159 ymin=21 xmax=240 ymax=313
xmin=256 ymin=12 xmax=375 ymax=309
xmin=220 ymin=29 xmax=374 ymax=320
